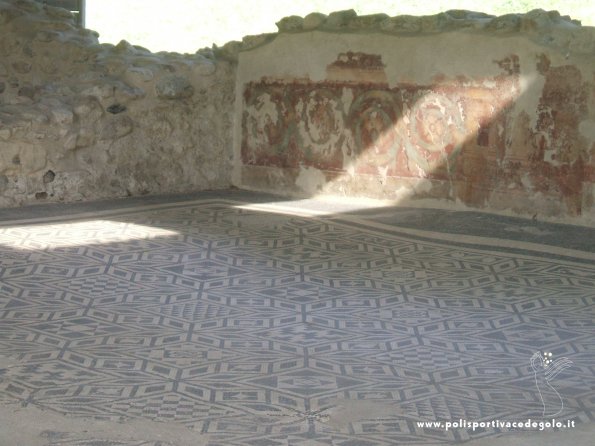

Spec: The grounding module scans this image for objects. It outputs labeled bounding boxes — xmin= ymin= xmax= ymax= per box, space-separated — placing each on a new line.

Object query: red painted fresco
xmin=528 ymin=63 xmax=589 ymax=214
xmin=241 ymin=53 xmax=517 ymax=183
xmin=241 ymin=51 xmax=592 ymax=215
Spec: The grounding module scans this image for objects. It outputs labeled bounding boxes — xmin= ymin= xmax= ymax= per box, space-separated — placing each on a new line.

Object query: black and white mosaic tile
xmin=0 ymin=198 xmax=593 ymax=445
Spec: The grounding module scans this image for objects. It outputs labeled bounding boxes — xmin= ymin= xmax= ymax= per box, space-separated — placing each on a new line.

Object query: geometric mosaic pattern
xmin=0 ymin=198 xmax=594 ymax=445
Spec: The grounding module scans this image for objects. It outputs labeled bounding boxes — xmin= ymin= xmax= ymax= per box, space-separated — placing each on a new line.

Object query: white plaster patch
xmin=482 ymin=79 xmax=497 ymax=89
xmin=255 ymin=93 xmax=279 ymax=124
xmin=544 ymin=148 xmax=561 ymax=165
xmin=520 ymin=173 xmax=533 ymax=191
xmin=345 ymin=163 xmax=356 ymax=177
xmin=295 ymin=165 xmax=327 ymax=195
xmin=579 ymin=119 xmax=595 ymax=141
xmin=376 ymin=165 xmax=389 ymax=185
xmin=515 ymin=71 xmax=545 ymax=129
xmin=413 ymin=179 xmax=433 ymax=194
xmin=341 ymin=88 xmax=354 ymax=111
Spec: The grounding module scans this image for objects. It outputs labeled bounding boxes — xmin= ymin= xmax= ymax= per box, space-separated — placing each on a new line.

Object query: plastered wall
xmin=234 ymin=10 xmax=595 ymax=219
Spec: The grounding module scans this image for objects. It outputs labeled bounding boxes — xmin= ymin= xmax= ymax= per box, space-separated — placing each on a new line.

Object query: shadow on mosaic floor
xmin=0 ymin=194 xmax=593 ymax=445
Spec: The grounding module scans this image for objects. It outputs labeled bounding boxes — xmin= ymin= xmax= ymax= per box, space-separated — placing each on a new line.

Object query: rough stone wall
xmin=2 ymin=2 xmax=595 ymax=220
xmin=233 ymin=9 xmax=595 ymax=219
xmin=0 ymin=0 xmax=234 ymax=207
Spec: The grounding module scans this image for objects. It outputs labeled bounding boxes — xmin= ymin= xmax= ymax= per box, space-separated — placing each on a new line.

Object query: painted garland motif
xmin=298 ymin=88 xmax=344 ymax=169
xmin=404 ymin=93 xmax=465 ymax=174
xmin=303 ymin=89 xmax=340 ymax=145
xmin=242 ymin=87 xmax=288 ymax=166
xmin=242 ymin=82 xmax=468 ymax=177
xmin=346 ymin=90 xmax=402 ymax=176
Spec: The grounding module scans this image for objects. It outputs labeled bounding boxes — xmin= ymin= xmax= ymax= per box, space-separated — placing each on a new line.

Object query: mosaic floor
xmin=0 ymin=196 xmax=594 ymax=445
